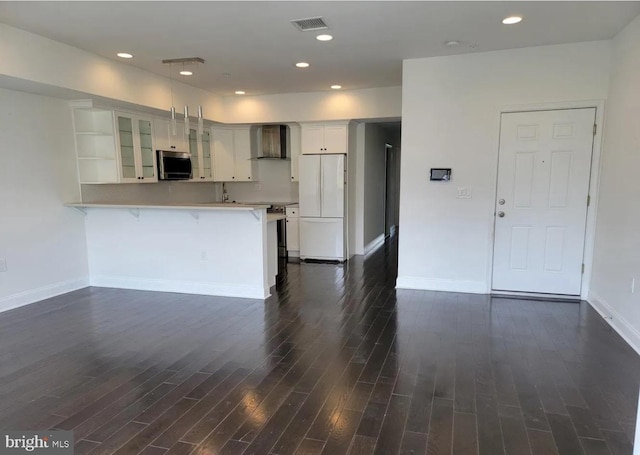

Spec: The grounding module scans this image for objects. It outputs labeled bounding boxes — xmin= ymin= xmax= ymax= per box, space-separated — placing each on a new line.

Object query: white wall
xmin=348 ymin=122 xmax=361 ymax=257
xmin=589 ymin=16 xmax=640 ymax=353
xmin=0 ymin=24 xmax=224 ymax=122
xmin=222 ymin=86 xmax=401 ymax=124
xmin=0 ymin=24 xmax=401 ymax=126
xmin=0 ymin=88 xmax=89 ymax=311
xmin=398 ymin=41 xmax=611 ymax=293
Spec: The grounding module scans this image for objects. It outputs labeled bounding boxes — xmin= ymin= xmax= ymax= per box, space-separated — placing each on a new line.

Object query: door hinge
xmin=582 ymin=264 xmax=585 ymax=274
xmin=593 ymin=124 xmax=597 ymax=135
xmin=587 ymin=195 xmax=591 ymax=207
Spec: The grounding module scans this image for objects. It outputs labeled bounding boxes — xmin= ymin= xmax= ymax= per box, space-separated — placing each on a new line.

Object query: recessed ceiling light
xmin=117 ymin=52 xmax=133 ymax=59
xmin=180 ymin=70 xmax=193 ymax=76
xmin=445 ymin=40 xmax=461 ymax=47
xmin=296 ymin=62 xmax=310 ymax=68
xmin=502 ymin=16 xmax=523 ymax=25
xmin=331 ymin=85 xmax=342 ymax=90
xmin=316 ymin=34 xmax=333 ymax=41
xmin=235 ymin=91 xmax=246 ymax=95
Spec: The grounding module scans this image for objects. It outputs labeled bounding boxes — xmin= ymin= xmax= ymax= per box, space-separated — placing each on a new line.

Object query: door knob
xmin=498 ymin=211 xmax=505 ymax=218
xmin=498 ymin=199 xmax=505 ymax=205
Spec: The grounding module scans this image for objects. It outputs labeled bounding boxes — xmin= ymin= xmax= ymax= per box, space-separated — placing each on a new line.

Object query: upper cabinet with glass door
xmin=188 ymin=127 xmax=214 ymax=181
xmin=71 ymin=101 xmax=157 ymax=184
xmin=115 ymin=112 xmax=157 ymax=183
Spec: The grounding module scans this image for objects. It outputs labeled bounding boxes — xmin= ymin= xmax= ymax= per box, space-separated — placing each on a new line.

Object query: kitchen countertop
xmin=65 ymin=202 xmax=270 ymax=211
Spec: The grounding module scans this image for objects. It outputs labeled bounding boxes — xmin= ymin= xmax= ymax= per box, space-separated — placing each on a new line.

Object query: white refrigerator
xmin=299 ymin=154 xmax=346 ymax=261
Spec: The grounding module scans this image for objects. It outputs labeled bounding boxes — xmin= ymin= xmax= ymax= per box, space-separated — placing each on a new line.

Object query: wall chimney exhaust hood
xmin=257 ymin=125 xmax=288 ymax=160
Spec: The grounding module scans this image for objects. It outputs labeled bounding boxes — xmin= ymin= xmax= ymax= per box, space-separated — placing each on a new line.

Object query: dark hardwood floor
xmin=1 ymin=236 xmax=639 ymax=454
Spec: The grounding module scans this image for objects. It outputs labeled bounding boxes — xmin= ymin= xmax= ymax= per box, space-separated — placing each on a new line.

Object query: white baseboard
xmin=588 ymin=291 xmax=640 ymax=356
xmin=0 ymin=277 xmax=89 ymax=314
xmin=396 ymin=276 xmax=487 ymax=294
xmin=364 ymin=234 xmax=385 ymax=255
xmin=90 ymin=275 xmax=269 ymax=300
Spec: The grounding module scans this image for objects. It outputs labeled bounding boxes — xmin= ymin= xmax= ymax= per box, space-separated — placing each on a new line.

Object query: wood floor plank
xmin=528 ymin=429 xmax=559 ymax=455
xmin=499 ymin=405 xmax=532 ymax=455
xmin=547 ymin=412 xmax=585 ymax=455
xmin=399 ymin=431 xmax=428 ymax=455
xmin=426 ymin=397 xmax=454 ymax=455
xmin=452 ymin=412 xmax=478 ymax=455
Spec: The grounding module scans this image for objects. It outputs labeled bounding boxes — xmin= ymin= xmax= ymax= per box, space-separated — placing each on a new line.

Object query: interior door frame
xmin=487 ymin=99 xmax=606 ymax=300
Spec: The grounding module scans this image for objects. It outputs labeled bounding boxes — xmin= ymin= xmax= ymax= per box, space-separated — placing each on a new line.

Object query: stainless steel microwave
xmin=157 ymin=150 xmax=192 ymax=180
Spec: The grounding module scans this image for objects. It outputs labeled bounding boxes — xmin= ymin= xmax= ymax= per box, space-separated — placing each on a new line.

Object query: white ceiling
xmin=1 ymin=1 xmax=639 ymax=97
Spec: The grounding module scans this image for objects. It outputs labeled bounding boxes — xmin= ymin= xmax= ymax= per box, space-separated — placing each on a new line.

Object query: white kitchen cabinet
xmin=72 ymin=104 xmax=118 ymax=184
xmin=115 ymin=112 xmax=157 ymax=182
xmin=286 ymin=205 xmax=300 ymax=257
xmin=153 ymin=117 xmax=187 ymax=152
xmin=289 ymin=124 xmax=301 ymax=182
xmin=212 ymin=126 xmax=257 ymax=182
xmin=301 ymin=122 xmax=348 ymax=155
xmin=212 ymin=127 xmax=235 ymax=181
xmin=71 ymin=101 xmax=157 ymax=184
xmin=188 ymin=128 xmax=213 ymax=181
xmin=233 ymin=127 xmax=254 ymax=181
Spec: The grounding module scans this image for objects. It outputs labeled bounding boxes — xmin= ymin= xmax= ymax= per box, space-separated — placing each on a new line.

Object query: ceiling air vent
xmin=290 ymin=16 xmax=329 ymax=32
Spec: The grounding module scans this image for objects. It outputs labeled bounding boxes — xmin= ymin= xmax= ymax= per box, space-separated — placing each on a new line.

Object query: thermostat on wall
xmin=430 ymin=168 xmax=452 ymax=181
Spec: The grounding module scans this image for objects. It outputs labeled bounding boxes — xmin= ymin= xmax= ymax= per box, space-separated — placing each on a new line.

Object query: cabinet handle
xmin=141 ymin=177 xmax=144 ymax=180
xmin=232 ymin=176 xmax=235 ymax=179
xmin=248 ymin=177 xmax=251 ymax=180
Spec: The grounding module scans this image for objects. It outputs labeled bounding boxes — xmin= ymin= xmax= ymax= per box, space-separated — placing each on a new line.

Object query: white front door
xmin=492 ymin=108 xmax=595 ymax=295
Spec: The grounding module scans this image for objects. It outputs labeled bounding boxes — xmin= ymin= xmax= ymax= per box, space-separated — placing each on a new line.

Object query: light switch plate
xmin=457 ymin=187 xmax=472 ymax=199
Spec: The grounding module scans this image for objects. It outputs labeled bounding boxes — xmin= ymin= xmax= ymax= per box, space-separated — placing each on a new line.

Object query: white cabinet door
xmin=153 ymin=118 xmax=171 ymax=152
xmin=212 ymin=127 xmax=235 ymax=182
xmin=188 ymin=128 xmax=201 ymax=180
xmin=323 ymin=124 xmax=348 ymax=154
xmin=233 ymin=127 xmax=253 ymax=181
xmin=286 ymin=217 xmax=300 ymax=252
xmin=301 ymin=124 xmax=324 ymax=154
xmin=136 ymin=117 xmax=157 ymax=182
xmin=492 ymin=108 xmax=595 ymax=295
xmin=115 ymin=114 xmax=138 ymax=182
xmin=321 ymin=154 xmax=345 ymax=218
xmin=201 ymin=130 xmax=213 ymax=181
xmin=154 ymin=118 xmax=186 ymax=152
xmin=115 ymin=113 xmax=157 ymax=183
xmin=289 ymin=124 xmax=301 ymax=182
xmin=299 ymin=155 xmax=321 ymax=217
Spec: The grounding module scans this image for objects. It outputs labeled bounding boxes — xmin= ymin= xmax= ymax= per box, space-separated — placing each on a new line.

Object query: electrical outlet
xmin=0 ymin=258 xmax=6 ymax=272
xmin=456 ymin=187 xmax=472 ymax=199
